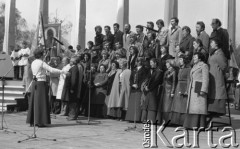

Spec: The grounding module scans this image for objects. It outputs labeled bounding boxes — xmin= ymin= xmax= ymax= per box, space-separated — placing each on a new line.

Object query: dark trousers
xmin=19 ymin=65 xmax=24 ymax=79
xmin=13 ymin=66 xmax=19 ymax=79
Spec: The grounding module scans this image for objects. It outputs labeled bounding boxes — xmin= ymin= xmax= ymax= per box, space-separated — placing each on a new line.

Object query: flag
xmin=30 ymin=13 xmax=45 ymax=56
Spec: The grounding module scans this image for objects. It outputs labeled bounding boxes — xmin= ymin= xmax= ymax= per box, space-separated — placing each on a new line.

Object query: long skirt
xmin=125 ymin=90 xmax=142 ymax=122
xmin=183 ymin=114 xmax=206 ymax=129
xmin=208 ymin=98 xmax=226 ymax=116
xmin=26 ymin=81 xmax=51 ymax=125
xmin=141 ymin=91 xmax=157 ymax=122
xmin=170 ymin=94 xmax=188 ymax=125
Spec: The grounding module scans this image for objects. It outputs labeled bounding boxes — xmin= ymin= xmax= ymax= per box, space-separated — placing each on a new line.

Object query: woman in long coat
xmin=183 ymin=52 xmax=209 ymax=128
xmin=92 ymin=65 xmax=108 ymax=118
xmin=156 ymin=59 xmax=177 ymax=124
xmin=141 ymin=58 xmax=163 ymax=122
xmin=105 ymin=61 xmax=119 ymax=116
xmin=108 ymin=59 xmax=131 ymax=120
xmin=170 ymin=55 xmax=191 ymax=125
xmin=125 ymin=57 xmax=148 ymax=122
xmin=207 ymin=39 xmax=228 ymax=117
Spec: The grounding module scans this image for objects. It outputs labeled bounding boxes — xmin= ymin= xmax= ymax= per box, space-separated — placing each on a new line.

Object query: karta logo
xmin=142 ymin=120 xmax=239 ymax=148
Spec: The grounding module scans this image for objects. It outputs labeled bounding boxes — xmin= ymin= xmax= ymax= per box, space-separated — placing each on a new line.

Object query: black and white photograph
xmin=0 ymin=0 xmax=240 ymax=148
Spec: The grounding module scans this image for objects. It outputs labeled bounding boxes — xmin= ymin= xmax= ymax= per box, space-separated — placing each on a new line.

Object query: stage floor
xmin=0 ymin=111 xmax=240 ymax=149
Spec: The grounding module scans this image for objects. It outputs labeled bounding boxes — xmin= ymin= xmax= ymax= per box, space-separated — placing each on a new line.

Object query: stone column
xmin=164 ymin=0 xmax=178 ymax=27
xmin=222 ymin=0 xmax=228 ymax=28
xmin=116 ymin=0 xmax=129 ymax=31
xmin=3 ymin=0 xmax=16 ymax=54
xmin=72 ymin=0 xmax=86 ymax=49
xmin=227 ymin=0 xmax=236 ymax=46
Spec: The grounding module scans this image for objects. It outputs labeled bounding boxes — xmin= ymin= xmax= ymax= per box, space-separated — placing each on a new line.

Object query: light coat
xmin=167 ymin=26 xmax=182 ymax=57
xmin=187 ymin=61 xmax=209 ymax=114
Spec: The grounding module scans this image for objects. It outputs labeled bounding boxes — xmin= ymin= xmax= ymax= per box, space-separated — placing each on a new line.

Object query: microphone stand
xmin=18 ymin=12 xmax=56 ymax=143
xmin=18 ymin=48 xmax=57 ymax=143
xmin=87 ymin=53 xmax=101 ymax=125
xmin=124 ymin=67 xmax=142 ymax=132
xmin=0 ymin=59 xmax=18 ymax=134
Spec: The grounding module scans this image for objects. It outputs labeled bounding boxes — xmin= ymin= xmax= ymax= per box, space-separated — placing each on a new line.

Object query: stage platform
xmin=0 ymin=112 xmax=240 ymax=149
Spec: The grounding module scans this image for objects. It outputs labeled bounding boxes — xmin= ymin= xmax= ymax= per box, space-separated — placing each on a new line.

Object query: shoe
xmin=37 ymin=124 xmax=46 ymax=127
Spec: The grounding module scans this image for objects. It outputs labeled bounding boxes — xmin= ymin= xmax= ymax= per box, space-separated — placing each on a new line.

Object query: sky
xmin=1 ymin=0 xmax=240 ymax=47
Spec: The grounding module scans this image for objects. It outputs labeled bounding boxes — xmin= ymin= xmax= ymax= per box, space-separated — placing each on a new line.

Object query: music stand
xmin=0 ymin=65 xmax=17 ymax=134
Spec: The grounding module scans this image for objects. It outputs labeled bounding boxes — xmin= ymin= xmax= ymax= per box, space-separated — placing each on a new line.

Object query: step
xmin=0 ymin=103 xmax=16 ymax=112
xmin=0 ymin=80 xmax=23 ymax=86
xmin=0 ymin=85 xmax=25 ymax=92
xmin=0 ymin=94 xmax=24 ymax=99
xmin=0 ymin=90 xmax=23 ymax=94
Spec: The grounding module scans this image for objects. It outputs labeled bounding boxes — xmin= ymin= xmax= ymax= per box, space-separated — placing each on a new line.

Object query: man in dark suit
xmin=63 ymin=57 xmax=80 ymax=120
xmin=196 ymin=21 xmax=209 ymax=51
xmin=177 ymin=26 xmax=194 ymax=61
xmin=113 ymin=23 xmax=124 ymax=45
xmin=94 ymin=26 xmax=105 ymax=52
xmin=104 ymin=25 xmax=114 ymax=49
xmin=210 ymin=18 xmax=230 ymax=59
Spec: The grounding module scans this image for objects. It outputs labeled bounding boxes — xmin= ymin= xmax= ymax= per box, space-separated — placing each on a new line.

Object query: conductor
xmin=26 ymin=48 xmax=68 ymax=127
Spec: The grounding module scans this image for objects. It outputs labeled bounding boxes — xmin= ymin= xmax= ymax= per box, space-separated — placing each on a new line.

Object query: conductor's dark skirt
xmin=26 ymin=81 xmax=51 ymax=125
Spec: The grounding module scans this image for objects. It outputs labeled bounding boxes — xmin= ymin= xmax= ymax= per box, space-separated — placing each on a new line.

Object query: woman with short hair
xmin=184 ymin=52 xmax=209 ymax=128
xmin=108 ymin=59 xmax=131 ymax=120
xmin=26 ymin=48 xmax=68 ymax=127
xmin=170 ymin=55 xmax=191 ymax=125
xmin=156 ymin=59 xmax=177 ymax=124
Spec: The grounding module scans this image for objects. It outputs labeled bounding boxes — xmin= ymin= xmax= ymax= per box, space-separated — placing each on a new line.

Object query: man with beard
xmin=209 ymin=18 xmax=230 ymax=59
xmin=135 ymin=25 xmax=146 ymax=44
xmin=123 ymin=24 xmax=135 ymax=50
xmin=104 ymin=26 xmax=114 ymax=48
xmin=196 ymin=21 xmax=209 ymax=51
xmin=113 ymin=23 xmax=124 ymax=45
xmin=94 ymin=25 xmax=105 ymax=52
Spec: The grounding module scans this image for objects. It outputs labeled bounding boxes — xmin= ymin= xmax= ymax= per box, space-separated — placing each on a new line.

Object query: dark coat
xmin=94 ymin=34 xmax=105 ymax=50
xmin=197 ymin=31 xmax=209 ymax=52
xmin=128 ymin=55 xmax=137 ymax=70
xmin=114 ymin=30 xmax=124 ymax=45
xmin=61 ymin=65 xmax=79 ymax=102
xmin=142 ymin=68 xmax=163 ymax=111
xmin=159 ymin=69 xmax=177 ymax=112
xmin=171 ymin=66 xmax=191 ymax=113
xmin=104 ymin=32 xmax=114 ymax=48
xmin=210 ymin=28 xmax=230 ymax=59
xmin=208 ymin=49 xmax=228 ymax=100
xmin=179 ymin=34 xmax=194 ymax=59
xmin=93 ymin=73 xmax=108 ymax=104
xmin=130 ymin=66 xmax=148 ymax=91
xmin=158 ymin=54 xmax=174 ymax=72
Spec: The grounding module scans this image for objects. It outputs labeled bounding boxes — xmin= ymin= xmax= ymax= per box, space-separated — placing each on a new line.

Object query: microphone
xmin=140 ymin=25 xmax=158 ymax=33
xmin=53 ymin=37 xmax=64 ymax=45
xmin=0 ymin=58 xmax=6 ymax=60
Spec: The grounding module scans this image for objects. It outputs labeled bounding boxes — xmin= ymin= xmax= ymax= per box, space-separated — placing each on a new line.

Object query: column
xmin=164 ymin=0 xmax=178 ymax=27
xmin=116 ymin=0 xmax=129 ymax=31
xmin=72 ymin=0 xmax=86 ymax=49
xmin=222 ymin=0 xmax=228 ymax=28
xmin=3 ymin=0 xmax=16 ymax=54
xmin=228 ymin=0 xmax=236 ymax=46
